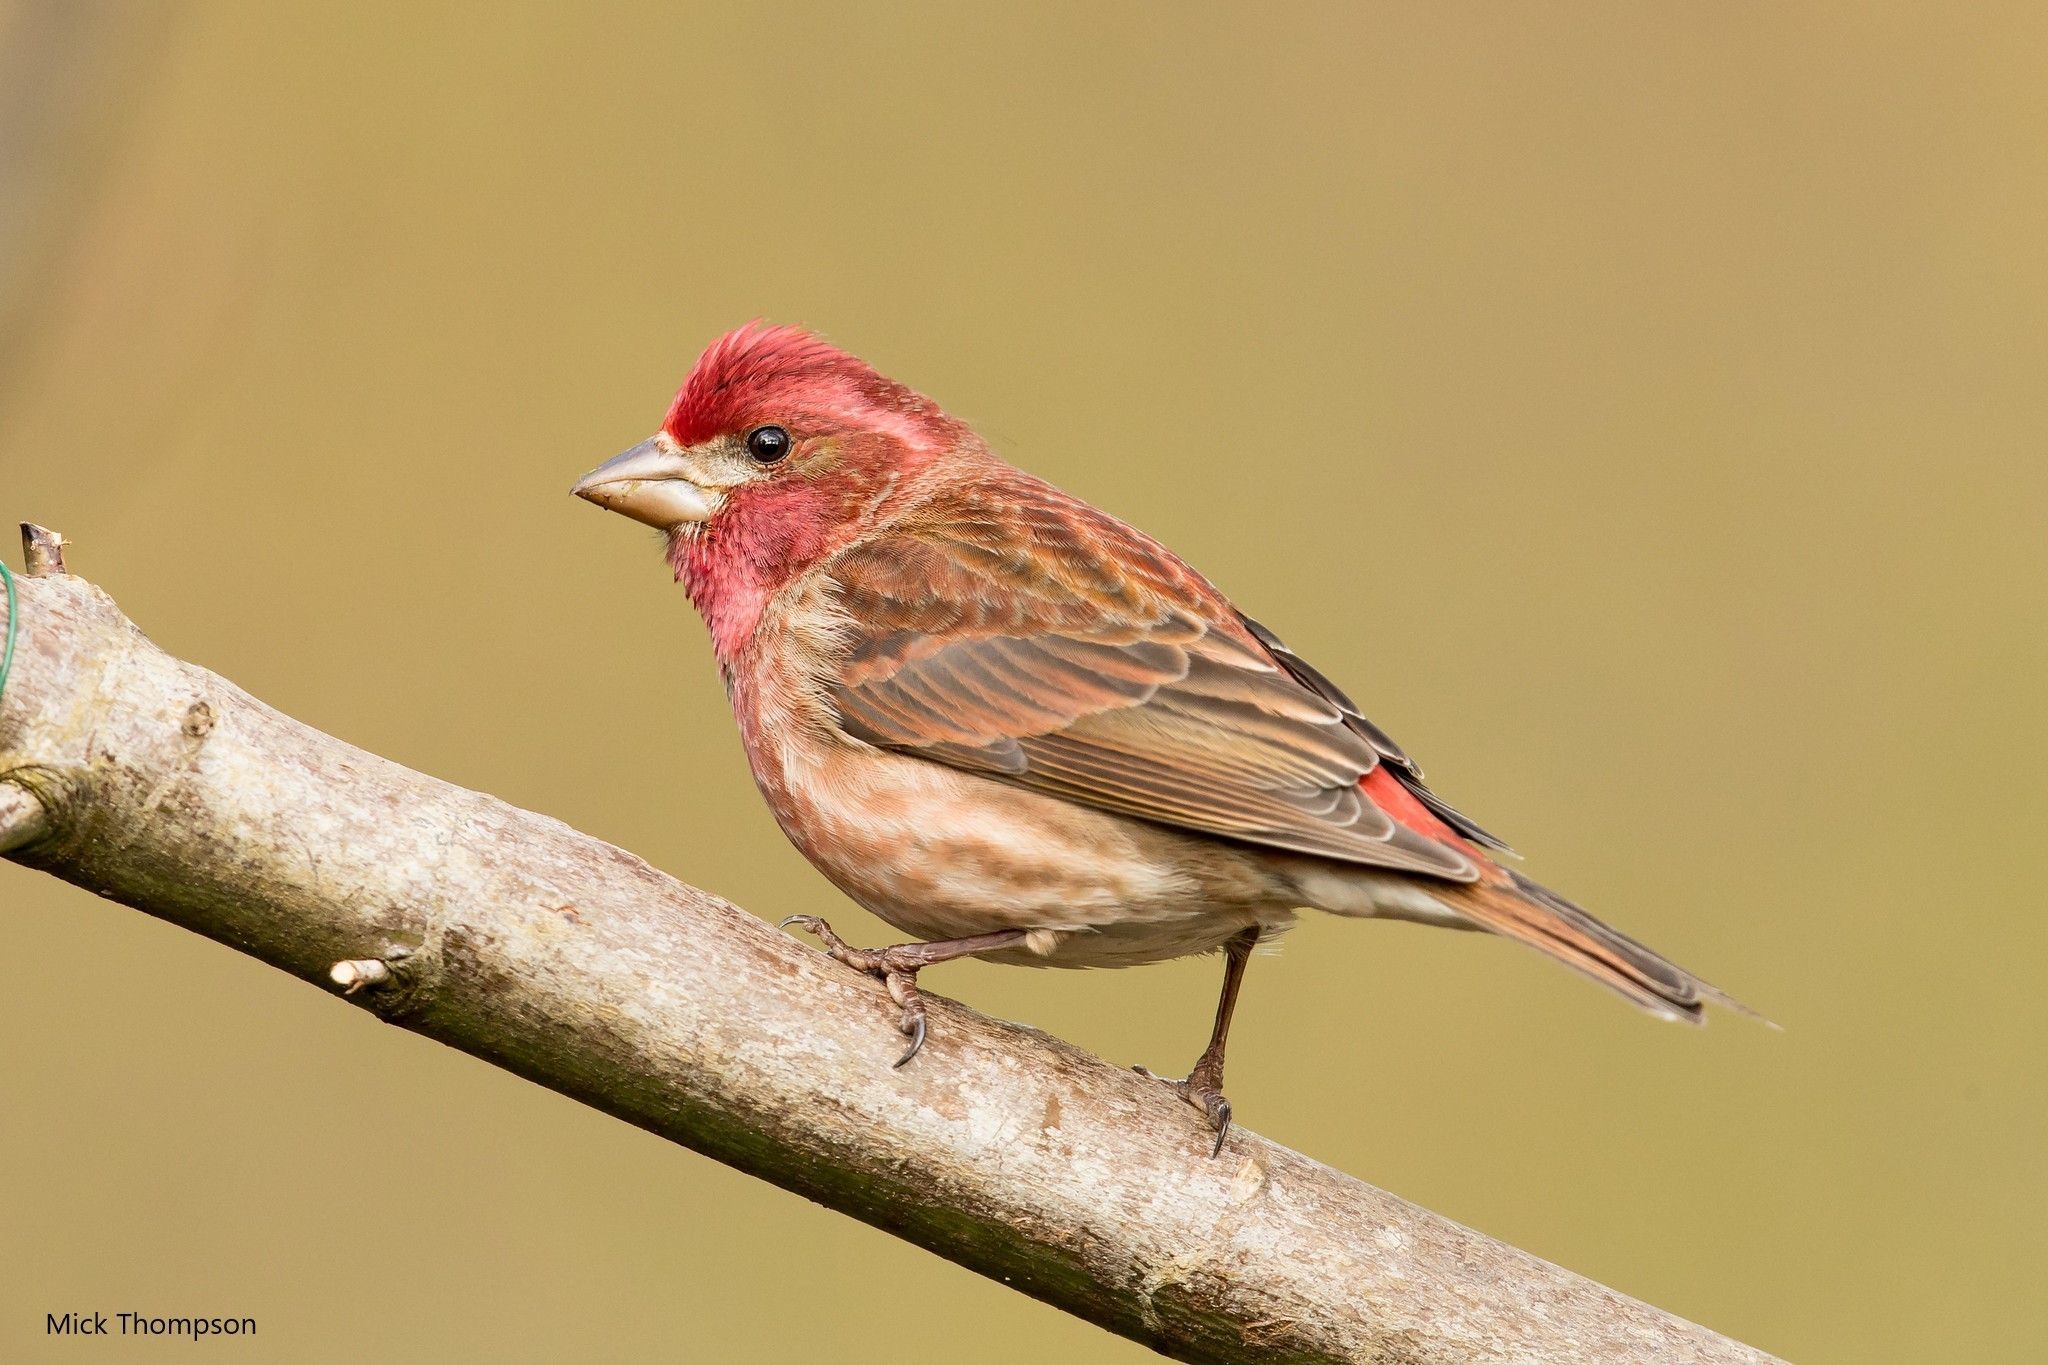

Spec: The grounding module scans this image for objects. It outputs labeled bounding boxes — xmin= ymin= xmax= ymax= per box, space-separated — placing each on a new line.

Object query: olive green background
xmin=2 ymin=3 xmax=2041 ymax=1361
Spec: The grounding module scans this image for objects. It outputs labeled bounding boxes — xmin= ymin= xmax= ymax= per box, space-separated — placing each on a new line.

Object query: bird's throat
xmin=668 ymin=494 xmax=833 ymax=662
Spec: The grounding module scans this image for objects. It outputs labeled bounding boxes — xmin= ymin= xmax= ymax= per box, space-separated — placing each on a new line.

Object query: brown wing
xmin=1237 ymin=614 xmax=1512 ymax=852
xmin=826 ymin=481 xmax=1481 ymax=881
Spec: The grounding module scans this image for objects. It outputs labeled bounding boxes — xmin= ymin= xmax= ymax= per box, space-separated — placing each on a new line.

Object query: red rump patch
xmin=665 ymin=322 xmax=874 ymax=445
xmin=1361 ymin=767 xmax=1512 ymax=882
xmin=1361 ymin=767 xmax=1457 ymax=842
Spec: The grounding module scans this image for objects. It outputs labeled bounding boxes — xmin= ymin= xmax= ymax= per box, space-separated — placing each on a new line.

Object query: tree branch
xmin=0 ymin=531 xmax=1780 ymax=1364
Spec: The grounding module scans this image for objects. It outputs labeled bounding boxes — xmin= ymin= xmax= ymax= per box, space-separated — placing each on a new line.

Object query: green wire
xmin=0 ymin=560 xmax=15 ymax=706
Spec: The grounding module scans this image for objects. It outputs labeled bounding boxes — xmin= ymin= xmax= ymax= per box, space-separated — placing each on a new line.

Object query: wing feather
xmin=826 ymin=481 xmax=1481 ymax=882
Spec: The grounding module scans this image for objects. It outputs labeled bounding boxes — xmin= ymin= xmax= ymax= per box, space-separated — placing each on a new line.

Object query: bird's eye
xmin=745 ymin=425 xmax=792 ymax=463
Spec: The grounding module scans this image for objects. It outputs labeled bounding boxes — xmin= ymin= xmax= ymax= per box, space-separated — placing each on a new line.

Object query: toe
xmin=885 ymin=973 xmax=927 ymax=1067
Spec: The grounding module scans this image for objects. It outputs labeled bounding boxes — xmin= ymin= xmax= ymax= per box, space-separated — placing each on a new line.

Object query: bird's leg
xmin=778 ymin=916 xmax=1029 ymax=1068
xmin=1138 ymin=927 xmax=1260 ymax=1157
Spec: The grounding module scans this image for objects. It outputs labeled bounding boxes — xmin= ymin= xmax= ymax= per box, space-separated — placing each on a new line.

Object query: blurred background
xmin=2 ymin=2 xmax=2042 ymax=1360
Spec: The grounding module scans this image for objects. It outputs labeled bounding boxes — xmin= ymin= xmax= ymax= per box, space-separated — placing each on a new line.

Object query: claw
xmin=1205 ymin=1096 xmax=1233 ymax=1158
xmin=772 ymin=923 xmax=1030 ymax=1074
xmin=1135 ymin=1064 xmax=1234 ymax=1157
xmin=893 ymin=1012 xmax=927 ymax=1069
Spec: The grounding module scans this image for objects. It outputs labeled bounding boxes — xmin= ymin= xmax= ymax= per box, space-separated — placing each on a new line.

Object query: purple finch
xmin=575 ymin=323 xmax=1741 ymax=1153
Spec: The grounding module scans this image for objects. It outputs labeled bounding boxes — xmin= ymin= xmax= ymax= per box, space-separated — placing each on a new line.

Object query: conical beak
xmin=571 ymin=438 xmax=719 ymax=529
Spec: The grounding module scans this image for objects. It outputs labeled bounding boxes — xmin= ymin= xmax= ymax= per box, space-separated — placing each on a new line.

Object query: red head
xmin=660 ymin=322 xmax=947 ymax=447
xmin=572 ymin=324 xmax=975 ymax=655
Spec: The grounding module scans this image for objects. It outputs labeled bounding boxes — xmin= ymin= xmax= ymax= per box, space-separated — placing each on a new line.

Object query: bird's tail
xmin=1438 ymin=869 xmax=1755 ymax=1024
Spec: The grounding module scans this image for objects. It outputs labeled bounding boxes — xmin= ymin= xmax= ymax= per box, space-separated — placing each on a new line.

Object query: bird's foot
xmin=1133 ymin=1060 xmax=1234 ymax=1158
xmin=779 ymin=915 xmax=930 ymax=1067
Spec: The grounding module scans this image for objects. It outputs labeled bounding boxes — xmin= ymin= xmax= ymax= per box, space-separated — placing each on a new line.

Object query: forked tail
xmin=1440 ymin=869 xmax=1754 ymax=1024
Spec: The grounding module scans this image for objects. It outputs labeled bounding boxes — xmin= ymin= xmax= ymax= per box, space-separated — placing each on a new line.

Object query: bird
xmin=573 ymin=322 xmax=1745 ymax=1155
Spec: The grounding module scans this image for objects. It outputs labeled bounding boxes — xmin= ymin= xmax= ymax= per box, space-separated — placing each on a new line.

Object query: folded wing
xmin=827 ymin=482 xmax=1484 ymax=881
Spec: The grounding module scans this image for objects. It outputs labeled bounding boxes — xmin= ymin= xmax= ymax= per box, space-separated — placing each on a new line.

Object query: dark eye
xmin=745 ymin=425 xmax=792 ymax=463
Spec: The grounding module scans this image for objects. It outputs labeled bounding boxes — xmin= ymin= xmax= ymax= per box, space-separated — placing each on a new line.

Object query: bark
xmin=0 ymin=526 xmax=1781 ymax=1364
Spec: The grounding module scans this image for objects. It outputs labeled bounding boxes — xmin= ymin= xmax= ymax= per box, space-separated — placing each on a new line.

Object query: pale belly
xmin=754 ymin=728 xmax=1297 ymax=967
